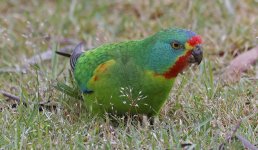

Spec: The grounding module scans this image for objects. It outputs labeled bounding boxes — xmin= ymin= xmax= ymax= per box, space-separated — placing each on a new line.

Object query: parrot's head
xmin=146 ymin=28 xmax=203 ymax=79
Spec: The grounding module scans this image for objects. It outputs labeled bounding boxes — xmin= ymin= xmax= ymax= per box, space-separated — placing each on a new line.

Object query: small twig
xmin=0 ymin=45 xmax=76 ymax=74
xmin=25 ymin=49 xmax=52 ymax=65
xmin=0 ymin=90 xmax=59 ymax=112
xmin=225 ymin=120 xmax=242 ymax=143
xmin=0 ymin=90 xmax=20 ymax=103
xmin=0 ymin=90 xmax=29 ymax=108
xmin=219 ymin=120 xmax=242 ymax=149
xmin=218 ymin=119 xmax=257 ymax=149
xmin=54 ymin=38 xmax=79 ymax=45
xmin=0 ymin=38 xmax=80 ymax=74
xmin=26 ymin=45 xmax=76 ymax=65
xmin=0 ymin=67 xmax=27 ymax=73
xmin=236 ymin=134 xmax=258 ymax=150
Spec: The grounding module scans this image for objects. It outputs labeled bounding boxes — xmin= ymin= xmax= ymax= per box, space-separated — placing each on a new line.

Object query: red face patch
xmin=160 ymin=35 xmax=203 ymax=79
xmin=187 ymin=35 xmax=202 ymax=47
xmin=162 ymin=51 xmax=192 ymax=79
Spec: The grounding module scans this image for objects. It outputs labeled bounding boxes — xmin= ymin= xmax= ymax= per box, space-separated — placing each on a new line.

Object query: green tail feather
xmin=54 ymin=82 xmax=82 ymax=99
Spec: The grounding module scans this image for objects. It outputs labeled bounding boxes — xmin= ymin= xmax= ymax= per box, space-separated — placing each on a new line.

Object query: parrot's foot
xmin=107 ymin=113 xmax=159 ymax=129
xmin=147 ymin=116 xmax=159 ymax=129
xmin=123 ymin=114 xmax=159 ymax=128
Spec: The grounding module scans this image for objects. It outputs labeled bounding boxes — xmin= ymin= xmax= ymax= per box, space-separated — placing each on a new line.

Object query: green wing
xmin=74 ymin=40 xmax=143 ymax=94
xmin=74 ymin=44 xmax=113 ymax=93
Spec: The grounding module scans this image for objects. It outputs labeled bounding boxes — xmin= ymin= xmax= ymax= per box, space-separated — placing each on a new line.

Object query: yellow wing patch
xmin=89 ymin=59 xmax=116 ymax=83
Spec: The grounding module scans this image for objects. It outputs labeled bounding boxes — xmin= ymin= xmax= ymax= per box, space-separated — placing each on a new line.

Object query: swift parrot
xmin=57 ymin=28 xmax=203 ymax=117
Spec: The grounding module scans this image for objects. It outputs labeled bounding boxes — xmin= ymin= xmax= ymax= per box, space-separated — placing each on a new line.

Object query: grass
xmin=0 ymin=0 xmax=257 ymax=149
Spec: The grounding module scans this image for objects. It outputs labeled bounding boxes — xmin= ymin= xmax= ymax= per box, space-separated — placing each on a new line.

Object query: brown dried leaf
xmin=222 ymin=45 xmax=258 ymax=83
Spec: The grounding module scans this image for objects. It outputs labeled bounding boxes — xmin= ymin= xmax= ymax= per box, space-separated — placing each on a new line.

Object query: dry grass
xmin=0 ymin=0 xmax=257 ymax=149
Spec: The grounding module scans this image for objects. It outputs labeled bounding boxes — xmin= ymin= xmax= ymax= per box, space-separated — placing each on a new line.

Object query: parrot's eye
xmin=171 ymin=41 xmax=182 ymax=50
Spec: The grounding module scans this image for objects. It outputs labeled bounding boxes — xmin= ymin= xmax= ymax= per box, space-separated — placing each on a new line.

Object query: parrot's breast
xmin=84 ymin=59 xmax=175 ymax=116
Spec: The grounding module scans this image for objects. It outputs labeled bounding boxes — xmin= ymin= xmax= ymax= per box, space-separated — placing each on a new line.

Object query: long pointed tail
xmin=56 ymin=51 xmax=71 ymax=57
xmin=56 ymin=43 xmax=84 ymax=71
xmin=70 ymin=43 xmax=84 ymax=71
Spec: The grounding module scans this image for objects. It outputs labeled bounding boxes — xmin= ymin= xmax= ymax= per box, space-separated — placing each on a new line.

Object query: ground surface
xmin=0 ymin=0 xmax=257 ymax=149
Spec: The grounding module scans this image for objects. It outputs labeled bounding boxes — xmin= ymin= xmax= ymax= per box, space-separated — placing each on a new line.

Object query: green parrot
xmin=57 ymin=28 xmax=203 ymax=117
